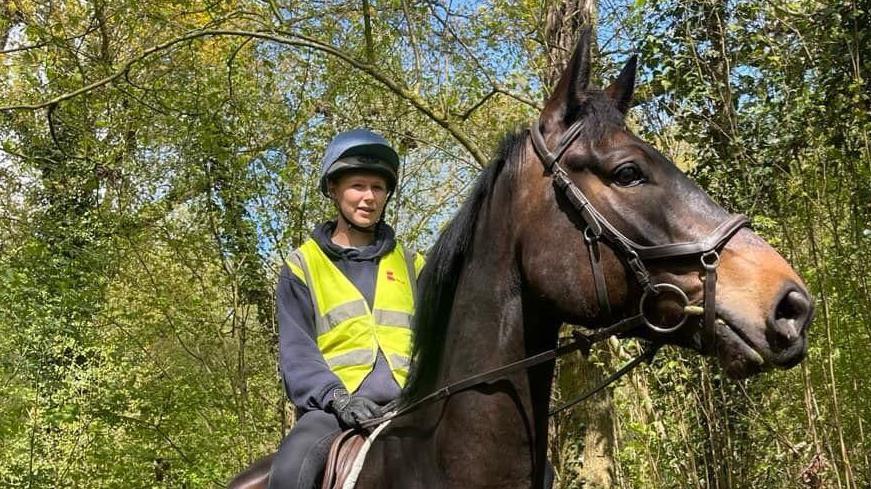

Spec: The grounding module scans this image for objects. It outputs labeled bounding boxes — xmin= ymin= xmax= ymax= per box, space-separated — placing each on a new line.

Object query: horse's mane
xmin=402 ymin=130 xmax=526 ymax=401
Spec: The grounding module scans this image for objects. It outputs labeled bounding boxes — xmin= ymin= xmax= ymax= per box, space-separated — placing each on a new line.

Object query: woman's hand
xmin=328 ymin=389 xmax=384 ymax=428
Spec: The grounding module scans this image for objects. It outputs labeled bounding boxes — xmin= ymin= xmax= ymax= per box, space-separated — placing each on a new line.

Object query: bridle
xmin=529 ymin=118 xmax=749 ymax=336
xmin=361 ymin=117 xmax=750 ymax=428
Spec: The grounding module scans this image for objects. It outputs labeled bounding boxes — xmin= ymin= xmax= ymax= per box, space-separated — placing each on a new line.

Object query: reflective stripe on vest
xmin=289 ymin=239 xmax=420 ymax=393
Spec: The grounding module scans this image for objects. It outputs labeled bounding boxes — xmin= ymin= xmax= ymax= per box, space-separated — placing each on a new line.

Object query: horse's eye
xmin=612 ymin=163 xmax=646 ymax=187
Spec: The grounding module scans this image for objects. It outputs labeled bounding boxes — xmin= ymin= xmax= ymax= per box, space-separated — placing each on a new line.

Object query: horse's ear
xmin=543 ymin=27 xmax=593 ymax=122
xmin=604 ymin=55 xmax=637 ymax=114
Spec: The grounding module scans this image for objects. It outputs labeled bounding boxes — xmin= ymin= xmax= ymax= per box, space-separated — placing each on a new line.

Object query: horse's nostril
xmin=771 ymin=289 xmax=812 ymax=344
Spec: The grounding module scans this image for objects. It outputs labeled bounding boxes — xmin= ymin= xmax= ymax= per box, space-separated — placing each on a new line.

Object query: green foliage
xmin=1 ymin=0 xmax=868 ymax=487
xmin=0 ymin=0 xmax=540 ymax=486
xmin=601 ymin=0 xmax=871 ymax=487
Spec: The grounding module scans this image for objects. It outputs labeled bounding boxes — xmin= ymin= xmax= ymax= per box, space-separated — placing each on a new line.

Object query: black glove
xmin=328 ymin=389 xmax=383 ymax=429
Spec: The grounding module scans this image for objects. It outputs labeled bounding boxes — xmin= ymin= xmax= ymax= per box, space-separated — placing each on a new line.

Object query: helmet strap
xmin=337 ymin=207 xmax=378 ymax=234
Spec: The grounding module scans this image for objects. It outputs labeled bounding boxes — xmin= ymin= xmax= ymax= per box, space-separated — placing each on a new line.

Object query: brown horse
xmin=232 ymin=29 xmax=812 ymax=489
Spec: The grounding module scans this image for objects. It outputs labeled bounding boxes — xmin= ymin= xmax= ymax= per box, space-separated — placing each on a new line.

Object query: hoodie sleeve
xmin=276 ymin=265 xmax=345 ymax=411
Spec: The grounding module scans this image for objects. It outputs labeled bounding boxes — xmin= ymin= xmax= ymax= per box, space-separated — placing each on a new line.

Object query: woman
xmin=269 ymin=129 xmax=424 ymax=489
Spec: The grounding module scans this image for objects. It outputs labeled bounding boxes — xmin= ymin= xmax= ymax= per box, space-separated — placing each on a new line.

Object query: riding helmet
xmin=319 ymin=129 xmax=400 ymax=197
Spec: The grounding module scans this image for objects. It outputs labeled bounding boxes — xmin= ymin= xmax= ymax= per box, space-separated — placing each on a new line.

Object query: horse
xmin=231 ymin=28 xmax=813 ymax=489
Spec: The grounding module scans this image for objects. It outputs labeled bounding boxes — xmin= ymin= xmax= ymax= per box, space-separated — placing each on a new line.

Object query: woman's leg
xmin=268 ymin=410 xmax=341 ymax=489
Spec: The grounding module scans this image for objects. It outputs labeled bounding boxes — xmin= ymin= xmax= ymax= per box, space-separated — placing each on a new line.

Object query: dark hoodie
xmin=276 ymin=221 xmax=405 ymax=413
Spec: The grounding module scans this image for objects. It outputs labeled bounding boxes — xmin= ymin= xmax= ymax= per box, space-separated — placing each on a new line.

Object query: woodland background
xmin=0 ymin=0 xmax=868 ymax=487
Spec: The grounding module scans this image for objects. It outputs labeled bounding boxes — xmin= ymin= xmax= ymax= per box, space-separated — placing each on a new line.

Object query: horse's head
xmin=517 ymin=30 xmax=812 ymax=379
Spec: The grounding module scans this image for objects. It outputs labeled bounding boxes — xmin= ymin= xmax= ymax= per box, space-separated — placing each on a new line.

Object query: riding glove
xmin=328 ymin=388 xmax=383 ymax=429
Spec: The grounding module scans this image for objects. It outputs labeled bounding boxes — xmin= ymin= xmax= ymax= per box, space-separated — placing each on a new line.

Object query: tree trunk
xmin=542 ymin=0 xmax=596 ymax=92
xmin=552 ymin=346 xmax=616 ymax=488
xmin=540 ymin=3 xmax=616 ymax=486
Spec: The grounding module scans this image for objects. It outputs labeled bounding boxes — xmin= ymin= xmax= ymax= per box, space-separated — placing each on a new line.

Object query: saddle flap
xmin=322 ymin=429 xmax=367 ymax=489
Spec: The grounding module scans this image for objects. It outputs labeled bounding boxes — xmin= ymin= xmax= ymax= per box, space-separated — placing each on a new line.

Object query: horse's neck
xmin=423 ymin=200 xmax=558 ymax=486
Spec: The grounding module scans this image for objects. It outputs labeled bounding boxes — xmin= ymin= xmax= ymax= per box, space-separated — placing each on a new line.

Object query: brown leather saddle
xmin=321 ymin=429 xmax=368 ymax=489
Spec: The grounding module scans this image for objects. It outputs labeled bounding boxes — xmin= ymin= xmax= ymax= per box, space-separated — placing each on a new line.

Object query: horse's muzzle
xmin=765 ymin=286 xmax=813 ymax=368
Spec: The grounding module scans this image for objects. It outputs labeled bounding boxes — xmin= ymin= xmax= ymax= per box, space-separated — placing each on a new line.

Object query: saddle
xmin=321 ymin=429 xmax=367 ymax=489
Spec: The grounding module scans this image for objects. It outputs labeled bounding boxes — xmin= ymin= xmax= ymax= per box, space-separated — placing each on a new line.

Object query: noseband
xmin=529 ymin=119 xmax=749 ymax=336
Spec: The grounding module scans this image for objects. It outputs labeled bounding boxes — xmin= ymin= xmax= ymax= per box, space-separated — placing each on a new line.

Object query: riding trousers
xmin=269 ymin=410 xmax=341 ymax=489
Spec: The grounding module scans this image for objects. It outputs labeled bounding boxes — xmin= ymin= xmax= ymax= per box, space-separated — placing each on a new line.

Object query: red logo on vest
xmin=386 ymin=270 xmax=405 ymax=284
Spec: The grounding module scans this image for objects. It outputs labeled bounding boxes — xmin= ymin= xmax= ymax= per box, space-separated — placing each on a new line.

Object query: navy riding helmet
xmin=319 ymin=129 xmax=400 ymax=197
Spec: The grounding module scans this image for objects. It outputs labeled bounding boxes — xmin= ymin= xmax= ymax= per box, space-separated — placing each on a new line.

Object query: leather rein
xmin=362 ymin=118 xmax=749 ymax=428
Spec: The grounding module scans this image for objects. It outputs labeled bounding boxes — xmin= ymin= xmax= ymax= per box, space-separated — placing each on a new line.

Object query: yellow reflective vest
xmin=286 ymin=239 xmax=425 ymax=393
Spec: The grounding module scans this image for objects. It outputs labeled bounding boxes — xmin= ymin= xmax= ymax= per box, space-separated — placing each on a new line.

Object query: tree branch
xmin=400 ymin=0 xmax=423 ymax=85
xmin=493 ymin=85 xmax=543 ymax=111
xmin=226 ymin=37 xmax=253 ymax=103
xmin=0 ymin=26 xmax=100 ymax=55
xmin=362 ymin=0 xmax=374 ymax=64
xmin=266 ymin=0 xmax=284 ymax=25
xmin=0 ymin=28 xmax=490 ymax=166
xmin=0 ymin=30 xmax=217 ymax=111
xmin=270 ymin=29 xmax=491 ymax=166
xmin=424 ymin=4 xmax=542 ymax=113
xmin=454 ymin=88 xmax=496 ymax=121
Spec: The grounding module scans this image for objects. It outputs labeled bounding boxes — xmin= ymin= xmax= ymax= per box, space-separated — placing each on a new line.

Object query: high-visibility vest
xmin=286 ymin=239 xmax=425 ymax=393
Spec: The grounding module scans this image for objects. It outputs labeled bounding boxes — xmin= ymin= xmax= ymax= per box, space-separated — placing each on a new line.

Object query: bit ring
xmin=640 ymin=283 xmax=690 ymax=334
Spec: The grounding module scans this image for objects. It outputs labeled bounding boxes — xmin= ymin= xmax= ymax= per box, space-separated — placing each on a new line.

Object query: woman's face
xmin=329 ymin=171 xmax=389 ymax=228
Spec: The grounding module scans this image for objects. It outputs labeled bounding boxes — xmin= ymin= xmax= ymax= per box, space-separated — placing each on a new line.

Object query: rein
xmin=362 ymin=314 xmax=654 ymax=428
xmin=362 ymin=119 xmax=750 ymax=429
